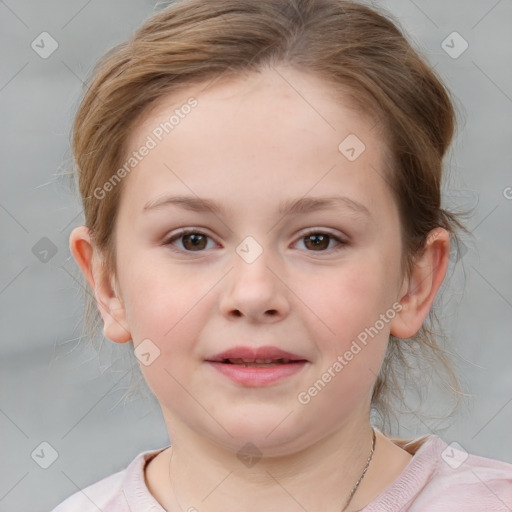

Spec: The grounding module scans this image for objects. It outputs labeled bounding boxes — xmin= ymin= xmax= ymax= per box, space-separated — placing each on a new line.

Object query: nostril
xmin=266 ymin=309 xmax=277 ymax=316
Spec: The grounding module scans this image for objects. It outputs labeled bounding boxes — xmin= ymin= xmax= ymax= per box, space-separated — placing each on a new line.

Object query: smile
xmin=222 ymin=358 xmax=293 ymax=366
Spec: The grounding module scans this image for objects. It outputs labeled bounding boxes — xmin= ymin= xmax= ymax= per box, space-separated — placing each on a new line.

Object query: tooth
xmin=255 ymin=358 xmax=266 ymax=363
xmin=244 ymin=362 xmax=279 ymax=367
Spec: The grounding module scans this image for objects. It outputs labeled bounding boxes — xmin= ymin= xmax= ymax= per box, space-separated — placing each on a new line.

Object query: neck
xmin=157 ymin=420 xmax=378 ymax=512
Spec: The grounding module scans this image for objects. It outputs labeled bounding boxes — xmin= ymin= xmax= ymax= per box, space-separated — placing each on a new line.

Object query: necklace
xmin=167 ymin=427 xmax=376 ymax=512
xmin=341 ymin=427 xmax=376 ymax=511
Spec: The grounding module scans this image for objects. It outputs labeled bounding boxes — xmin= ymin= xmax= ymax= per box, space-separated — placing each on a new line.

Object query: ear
xmin=69 ymin=226 xmax=132 ymax=344
xmin=390 ymin=227 xmax=450 ymax=339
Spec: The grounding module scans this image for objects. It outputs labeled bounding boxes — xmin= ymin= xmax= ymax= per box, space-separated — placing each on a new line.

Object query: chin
xmin=198 ymin=407 xmax=319 ymax=457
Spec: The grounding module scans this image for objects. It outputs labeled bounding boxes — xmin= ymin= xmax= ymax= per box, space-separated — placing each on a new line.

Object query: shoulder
xmin=418 ymin=436 xmax=512 ymax=510
xmin=364 ymin=435 xmax=512 ymax=512
xmin=50 ymin=447 xmax=168 ymax=512
xmin=50 ymin=468 xmax=126 ymax=512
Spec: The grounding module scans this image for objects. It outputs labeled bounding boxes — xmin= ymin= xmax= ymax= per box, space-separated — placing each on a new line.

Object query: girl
xmin=54 ymin=0 xmax=512 ymax=510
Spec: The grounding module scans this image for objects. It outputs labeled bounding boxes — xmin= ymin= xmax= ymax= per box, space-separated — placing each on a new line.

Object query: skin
xmin=70 ymin=66 xmax=450 ymax=512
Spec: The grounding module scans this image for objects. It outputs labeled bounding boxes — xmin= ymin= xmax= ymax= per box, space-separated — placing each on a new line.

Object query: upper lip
xmin=207 ymin=345 xmax=307 ymax=363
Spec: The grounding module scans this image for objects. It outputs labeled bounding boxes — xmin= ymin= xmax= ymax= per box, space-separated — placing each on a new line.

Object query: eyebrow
xmin=143 ymin=194 xmax=371 ymax=218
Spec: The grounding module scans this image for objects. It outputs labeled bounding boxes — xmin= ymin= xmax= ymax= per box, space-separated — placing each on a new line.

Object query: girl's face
xmin=107 ymin=67 xmax=409 ymax=453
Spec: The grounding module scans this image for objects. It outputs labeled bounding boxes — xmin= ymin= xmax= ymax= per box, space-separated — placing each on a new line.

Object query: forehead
xmin=120 ymin=66 xmax=392 ymax=216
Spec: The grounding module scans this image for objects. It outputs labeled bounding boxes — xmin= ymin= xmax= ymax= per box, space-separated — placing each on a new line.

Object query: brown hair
xmin=71 ymin=0 xmax=468 ymax=430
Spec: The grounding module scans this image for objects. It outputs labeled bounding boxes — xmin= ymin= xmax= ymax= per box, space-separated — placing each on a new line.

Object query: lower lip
xmin=206 ymin=361 xmax=307 ymax=386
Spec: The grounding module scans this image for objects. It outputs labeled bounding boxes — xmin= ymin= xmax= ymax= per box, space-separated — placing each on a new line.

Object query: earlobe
xmin=69 ymin=226 xmax=132 ymax=344
xmin=390 ymin=228 xmax=450 ymax=339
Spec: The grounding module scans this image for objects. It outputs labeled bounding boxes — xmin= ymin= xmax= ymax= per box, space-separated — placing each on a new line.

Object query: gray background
xmin=1 ymin=1 xmax=511 ymax=511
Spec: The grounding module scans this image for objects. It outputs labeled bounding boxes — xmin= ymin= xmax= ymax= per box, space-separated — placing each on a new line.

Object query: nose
xmin=219 ymin=247 xmax=291 ymax=323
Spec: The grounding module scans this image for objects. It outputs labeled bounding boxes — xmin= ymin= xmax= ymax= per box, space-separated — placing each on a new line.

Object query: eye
xmin=164 ymin=229 xmax=218 ymax=252
xmin=294 ymin=230 xmax=347 ymax=252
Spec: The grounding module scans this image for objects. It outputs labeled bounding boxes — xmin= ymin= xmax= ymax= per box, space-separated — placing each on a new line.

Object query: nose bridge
xmin=233 ymin=245 xmax=274 ymax=291
xmin=220 ymin=236 xmax=290 ymax=321
xmin=232 ymin=239 xmax=278 ymax=297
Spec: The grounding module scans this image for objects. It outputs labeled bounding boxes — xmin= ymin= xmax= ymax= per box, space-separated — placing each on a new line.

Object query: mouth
xmin=206 ymin=346 xmax=308 ymax=386
xmin=206 ymin=345 xmax=307 ymax=365
xmin=216 ymin=357 xmax=305 ymax=367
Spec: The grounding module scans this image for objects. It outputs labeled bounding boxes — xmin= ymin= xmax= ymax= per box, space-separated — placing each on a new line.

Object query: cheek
xmin=118 ymin=255 xmax=223 ymax=368
xmin=118 ymin=249 xmax=203 ymax=338
xmin=298 ymin=260 xmax=395 ymax=337
xmin=120 ymin=263 xmax=216 ymax=405
xmin=293 ymin=256 xmax=400 ymax=400
xmin=293 ymin=264 xmax=395 ymax=417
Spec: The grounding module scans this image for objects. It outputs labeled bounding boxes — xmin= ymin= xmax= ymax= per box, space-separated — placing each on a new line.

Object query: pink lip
xmin=207 ymin=345 xmax=306 ymax=362
xmin=206 ymin=345 xmax=308 ymax=387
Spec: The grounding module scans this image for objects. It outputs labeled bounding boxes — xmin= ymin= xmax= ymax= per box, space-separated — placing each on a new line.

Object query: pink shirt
xmin=51 ymin=435 xmax=512 ymax=511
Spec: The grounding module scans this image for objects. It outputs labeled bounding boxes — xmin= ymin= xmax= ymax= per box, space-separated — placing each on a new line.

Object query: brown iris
xmin=182 ymin=233 xmax=208 ymax=251
xmin=303 ymin=234 xmax=330 ymax=251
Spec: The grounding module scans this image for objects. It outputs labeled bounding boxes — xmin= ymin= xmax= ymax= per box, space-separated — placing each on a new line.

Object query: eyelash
xmin=163 ymin=228 xmax=348 ymax=254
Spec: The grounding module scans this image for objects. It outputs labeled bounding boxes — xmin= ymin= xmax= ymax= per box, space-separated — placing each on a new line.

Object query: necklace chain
xmin=341 ymin=427 xmax=376 ymax=511
xmin=166 ymin=427 xmax=376 ymax=512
